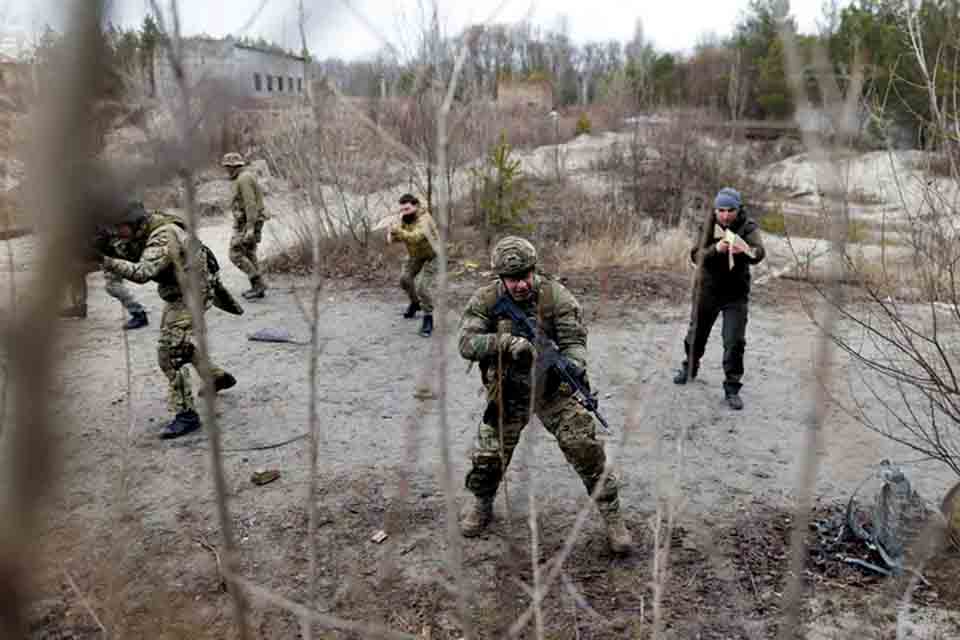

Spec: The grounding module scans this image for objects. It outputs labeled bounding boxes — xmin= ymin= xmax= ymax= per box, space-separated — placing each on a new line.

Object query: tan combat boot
xmin=604 ymin=512 xmax=634 ymax=555
xmin=460 ymin=496 xmax=494 ymax=537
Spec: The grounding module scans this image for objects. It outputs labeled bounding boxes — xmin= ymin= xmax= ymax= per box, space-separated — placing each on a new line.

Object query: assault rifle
xmin=492 ymin=293 xmax=612 ymax=434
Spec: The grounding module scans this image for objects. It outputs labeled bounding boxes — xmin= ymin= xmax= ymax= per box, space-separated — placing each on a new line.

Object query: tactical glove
xmin=496 ymin=334 xmax=534 ymax=362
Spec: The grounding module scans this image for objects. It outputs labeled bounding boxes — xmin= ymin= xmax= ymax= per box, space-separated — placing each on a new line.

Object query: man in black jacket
xmin=673 ymin=187 xmax=766 ymax=410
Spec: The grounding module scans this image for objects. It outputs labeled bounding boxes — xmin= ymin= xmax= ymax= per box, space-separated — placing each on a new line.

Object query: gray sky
xmin=2 ymin=1 xmax=837 ymax=60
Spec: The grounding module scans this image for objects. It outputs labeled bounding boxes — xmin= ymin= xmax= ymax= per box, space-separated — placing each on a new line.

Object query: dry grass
xmin=558 ymin=227 xmax=691 ymax=271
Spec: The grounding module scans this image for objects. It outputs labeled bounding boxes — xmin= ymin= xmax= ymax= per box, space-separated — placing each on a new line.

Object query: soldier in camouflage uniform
xmin=387 ymin=193 xmax=439 ymax=337
xmin=457 ymin=236 xmax=633 ymax=554
xmin=223 ymin=152 xmax=269 ymax=300
xmin=60 ymin=228 xmax=149 ymax=330
xmin=101 ymin=202 xmax=239 ymax=439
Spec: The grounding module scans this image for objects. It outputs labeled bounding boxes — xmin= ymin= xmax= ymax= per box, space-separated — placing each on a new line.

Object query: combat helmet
xmin=221 ymin=152 xmax=246 ymax=168
xmin=119 ymin=200 xmax=148 ymax=226
xmin=492 ymin=236 xmax=537 ymax=277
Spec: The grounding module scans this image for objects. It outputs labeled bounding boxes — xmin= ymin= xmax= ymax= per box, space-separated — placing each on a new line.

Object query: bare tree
xmin=801 ymin=5 xmax=960 ymax=479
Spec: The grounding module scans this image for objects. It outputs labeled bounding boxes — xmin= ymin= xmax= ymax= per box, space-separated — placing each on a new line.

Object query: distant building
xmin=496 ymin=77 xmax=553 ymax=111
xmin=153 ymin=37 xmax=307 ymax=101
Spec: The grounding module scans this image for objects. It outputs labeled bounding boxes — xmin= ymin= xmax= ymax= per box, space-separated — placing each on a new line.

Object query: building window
xmin=267 ymin=75 xmax=273 ymax=91
xmin=253 ymin=73 xmax=262 ymax=92
xmin=288 ymin=77 xmax=293 ymax=92
xmin=297 ymin=78 xmax=302 ymax=93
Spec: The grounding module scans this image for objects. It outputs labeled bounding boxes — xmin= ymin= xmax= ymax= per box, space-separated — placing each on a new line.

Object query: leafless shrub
xmin=802 ymin=29 xmax=960 ymax=480
xmin=598 ymin=111 xmax=764 ymax=229
xmin=259 ymin=100 xmax=398 ymax=276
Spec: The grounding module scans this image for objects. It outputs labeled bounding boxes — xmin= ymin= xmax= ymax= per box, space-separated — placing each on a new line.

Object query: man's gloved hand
xmin=243 ymin=229 xmax=256 ymax=245
xmin=508 ymin=336 xmax=535 ymax=362
xmin=496 ymin=334 xmax=535 ymax=362
xmin=91 ymin=233 xmax=111 ymax=256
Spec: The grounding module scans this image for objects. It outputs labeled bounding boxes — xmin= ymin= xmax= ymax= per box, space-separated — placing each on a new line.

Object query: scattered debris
xmin=413 ymin=386 xmax=437 ymax=400
xmin=808 ymin=461 xmax=936 ymax=579
xmin=371 ymin=529 xmax=389 ymax=544
xmin=196 ymin=536 xmax=228 ymax=592
xmin=251 ymin=469 xmax=281 ymax=486
xmin=248 ymin=327 xmax=306 ymax=344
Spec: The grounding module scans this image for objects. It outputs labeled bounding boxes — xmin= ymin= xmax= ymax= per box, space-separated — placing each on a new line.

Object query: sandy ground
xmin=2 ymin=124 xmax=959 ymax=637
xmin=0 ymin=211 xmax=956 ymax=639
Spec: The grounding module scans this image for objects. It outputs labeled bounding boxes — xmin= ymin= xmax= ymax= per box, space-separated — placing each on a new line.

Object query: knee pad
xmin=465 ymin=452 xmax=502 ymax=494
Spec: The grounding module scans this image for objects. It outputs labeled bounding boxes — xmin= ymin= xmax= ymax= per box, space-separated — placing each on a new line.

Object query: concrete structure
xmin=154 ymin=37 xmax=306 ymax=101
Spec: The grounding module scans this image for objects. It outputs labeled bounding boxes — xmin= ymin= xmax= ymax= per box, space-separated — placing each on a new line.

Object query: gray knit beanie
xmin=714 ymin=187 xmax=742 ymax=210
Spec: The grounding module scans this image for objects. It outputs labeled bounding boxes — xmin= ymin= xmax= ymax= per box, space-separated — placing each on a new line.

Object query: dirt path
xmin=2 ymin=218 xmax=958 ymax=638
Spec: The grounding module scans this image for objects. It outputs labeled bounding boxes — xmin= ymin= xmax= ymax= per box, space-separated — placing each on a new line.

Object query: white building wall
xmin=154 ymin=40 xmax=306 ymax=101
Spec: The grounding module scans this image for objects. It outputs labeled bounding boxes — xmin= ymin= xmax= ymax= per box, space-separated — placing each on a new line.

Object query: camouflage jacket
xmin=231 ymin=170 xmax=267 ymax=234
xmin=102 ymin=213 xmax=210 ymax=303
xmin=458 ymin=274 xmax=587 ymax=387
xmin=80 ymin=230 xmax=141 ymax=273
xmin=392 ymin=211 xmax=439 ymax=260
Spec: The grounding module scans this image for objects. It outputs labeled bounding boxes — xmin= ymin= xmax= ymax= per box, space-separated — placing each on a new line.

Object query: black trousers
xmin=681 ymin=293 xmax=749 ymax=394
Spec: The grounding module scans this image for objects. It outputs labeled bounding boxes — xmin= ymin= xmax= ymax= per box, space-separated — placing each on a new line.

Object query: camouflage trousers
xmin=465 ymin=380 xmax=620 ymax=516
xmin=64 ymin=270 xmax=142 ymax=315
xmin=229 ymin=227 xmax=262 ymax=281
xmin=400 ymin=255 xmax=437 ymax=313
xmin=158 ymin=300 xmax=226 ymax=414
xmin=104 ymin=270 xmax=144 ymax=314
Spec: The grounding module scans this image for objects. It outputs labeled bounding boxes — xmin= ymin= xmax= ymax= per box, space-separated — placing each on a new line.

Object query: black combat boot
xmin=242 ymin=276 xmax=266 ymax=300
xmin=403 ymin=301 xmax=421 ymax=318
xmin=124 ymin=310 xmax=148 ymax=330
xmin=160 ymin=409 xmax=201 ymax=439
xmin=672 ymin=362 xmax=698 ymax=385
xmin=419 ymin=313 xmax=433 ymax=337
xmin=215 ymin=371 xmax=237 ymax=392
xmin=725 ymin=392 xmax=744 ymax=411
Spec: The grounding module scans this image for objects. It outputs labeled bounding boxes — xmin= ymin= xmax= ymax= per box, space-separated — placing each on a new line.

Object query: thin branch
xmin=64 ymin=569 xmax=108 ymax=637
xmin=147 ymin=2 xmax=250 ymax=638
xmin=776 ymin=19 xmax=853 ymax=640
xmin=229 ymin=572 xmax=418 ymax=640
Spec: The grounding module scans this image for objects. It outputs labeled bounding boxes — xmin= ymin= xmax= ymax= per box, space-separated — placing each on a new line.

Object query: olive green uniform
xmin=103 ymin=214 xmax=229 ymax=415
xmin=393 ymin=211 xmax=439 ymax=313
xmin=229 ymin=170 xmax=268 ymax=290
xmin=458 ymin=276 xmax=619 ymax=516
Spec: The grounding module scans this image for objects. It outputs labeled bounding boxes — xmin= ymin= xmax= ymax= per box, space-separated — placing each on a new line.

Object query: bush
xmin=758 ymin=207 xmax=871 ymax=242
xmin=575 ymin=112 xmax=592 ymax=136
xmin=470 ymin=134 xmax=532 ymax=249
xmin=758 ymin=208 xmax=788 ymax=235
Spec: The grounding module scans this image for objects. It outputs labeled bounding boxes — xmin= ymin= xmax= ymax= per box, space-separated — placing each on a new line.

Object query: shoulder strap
xmin=538 ymin=276 xmax=556 ymax=320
